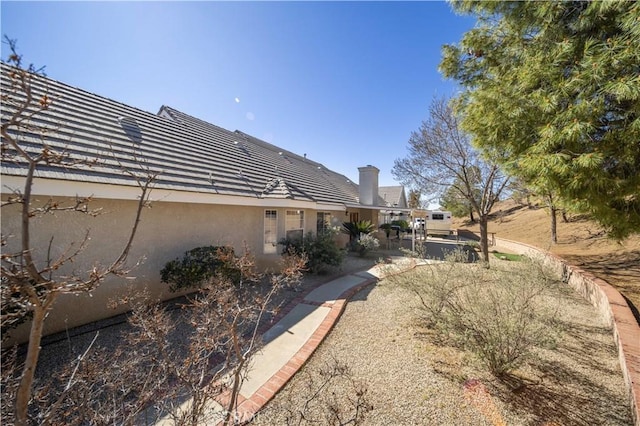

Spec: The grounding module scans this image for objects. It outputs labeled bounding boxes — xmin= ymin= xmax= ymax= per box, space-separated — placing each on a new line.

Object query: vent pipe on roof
xmin=358 ymin=165 xmax=379 ymax=206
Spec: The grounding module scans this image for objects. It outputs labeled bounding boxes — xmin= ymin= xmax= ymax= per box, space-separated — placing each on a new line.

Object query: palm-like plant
xmin=341 ymin=220 xmax=375 ymax=242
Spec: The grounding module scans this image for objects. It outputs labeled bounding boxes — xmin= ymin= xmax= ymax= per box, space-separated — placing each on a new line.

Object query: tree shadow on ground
xmin=490 ymin=314 xmax=633 ymax=425
xmin=495 ymin=360 xmax=631 ymax=426
xmin=348 ymin=283 xmax=376 ymax=303
xmin=562 ymin=249 xmax=640 ymax=325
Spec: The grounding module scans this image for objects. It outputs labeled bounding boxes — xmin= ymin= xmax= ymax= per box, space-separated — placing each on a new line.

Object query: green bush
xmin=341 ymin=220 xmax=374 ymax=241
xmin=391 ymin=219 xmax=409 ymax=232
xmin=160 ymin=246 xmax=241 ymax=292
xmin=280 ymin=231 xmax=345 ymax=274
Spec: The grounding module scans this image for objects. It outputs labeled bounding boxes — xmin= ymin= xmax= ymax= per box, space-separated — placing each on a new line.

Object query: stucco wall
xmin=2 ymin=196 xmax=330 ymax=344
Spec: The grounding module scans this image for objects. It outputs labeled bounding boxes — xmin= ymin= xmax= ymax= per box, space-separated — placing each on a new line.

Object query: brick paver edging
xmin=230 ymin=259 xmax=420 ymax=424
xmin=496 ymin=237 xmax=640 ymax=426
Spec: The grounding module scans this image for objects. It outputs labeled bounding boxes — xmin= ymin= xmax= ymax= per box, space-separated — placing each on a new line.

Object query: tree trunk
xmin=478 ymin=216 xmax=490 ymax=264
xmin=469 ymin=208 xmax=475 ymax=223
xmin=15 ymin=305 xmax=47 ymax=425
xmin=224 ymin=319 xmax=244 ymax=426
xmin=550 ymin=205 xmax=558 ymax=244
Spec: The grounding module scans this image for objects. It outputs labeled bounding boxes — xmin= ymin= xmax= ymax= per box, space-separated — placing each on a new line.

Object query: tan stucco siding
xmin=1 ymin=196 xmax=317 ymax=344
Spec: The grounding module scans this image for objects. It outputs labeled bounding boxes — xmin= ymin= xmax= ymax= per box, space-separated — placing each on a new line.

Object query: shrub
xmin=160 ymin=246 xmax=241 ymax=292
xmin=280 ymin=231 xmax=345 ymax=274
xmin=391 ymin=219 xmax=409 ymax=232
xmin=355 ymin=233 xmax=379 ymax=256
xmin=387 ymin=251 xmax=560 ymax=377
xmin=341 ymin=220 xmax=374 ymax=241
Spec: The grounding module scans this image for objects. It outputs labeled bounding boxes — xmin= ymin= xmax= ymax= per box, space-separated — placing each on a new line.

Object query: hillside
xmin=452 ymin=199 xmax=640 ymax=320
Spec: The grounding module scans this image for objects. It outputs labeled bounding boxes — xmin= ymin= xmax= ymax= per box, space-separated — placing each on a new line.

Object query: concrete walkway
xmin=160 ymin=257 xmax=425 ymax=425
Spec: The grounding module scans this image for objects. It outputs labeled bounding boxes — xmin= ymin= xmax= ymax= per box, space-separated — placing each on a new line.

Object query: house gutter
xmin=0 ymin=176 xmax=349 ymax=211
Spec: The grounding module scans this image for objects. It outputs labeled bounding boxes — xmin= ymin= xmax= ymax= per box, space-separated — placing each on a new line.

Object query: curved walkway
xmin=162 ymin=238 xmax=639 ymax=425
xmin=159 ymin=257 xmax=425 ymax=425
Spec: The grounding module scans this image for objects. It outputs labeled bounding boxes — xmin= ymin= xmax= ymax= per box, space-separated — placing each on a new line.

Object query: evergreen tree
xmin=440 ymin=1 xmax=640 ymax=239
xmin=408 ymin=189 xmax=422 ymax=209
xmin=440 ymin=179 xmax=477 ymax=222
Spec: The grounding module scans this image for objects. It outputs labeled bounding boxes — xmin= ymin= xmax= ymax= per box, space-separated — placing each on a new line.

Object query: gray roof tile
xmin=379 ymin=186 xmax=407 ymax=208
xmin=1 ymin=64 xmax=363 ymax=207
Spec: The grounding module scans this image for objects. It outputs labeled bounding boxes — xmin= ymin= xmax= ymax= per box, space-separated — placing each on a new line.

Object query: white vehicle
xmin=411 ymin=210 xmax=452 ymax=235
xmin=411 ymin=218 xmax=425 ymax=229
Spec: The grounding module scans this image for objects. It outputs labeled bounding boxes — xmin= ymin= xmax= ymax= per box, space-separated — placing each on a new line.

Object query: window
xmin=317 ymin=212 xmax=331 ymax=234
xmin=349 ymin=212 xmax=359 ymax=223
xmin=432 ymin=213 xmax=444 ymax=220
xmin=264 ymin=210 xmax=277 ymax=254
xmin=286 ymin=210 xmax=304 ymax=241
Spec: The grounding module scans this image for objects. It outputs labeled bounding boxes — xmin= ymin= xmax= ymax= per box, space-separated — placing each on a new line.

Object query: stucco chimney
xmin=358 ymin=165 xmax=379 ymax=206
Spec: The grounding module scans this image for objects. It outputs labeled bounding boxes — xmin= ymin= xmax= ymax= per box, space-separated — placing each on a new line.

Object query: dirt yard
xmin=452 ymin=199 xmax=640 ymax=322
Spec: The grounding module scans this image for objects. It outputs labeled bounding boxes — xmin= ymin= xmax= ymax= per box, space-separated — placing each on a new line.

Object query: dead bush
xmin=254 ymin=354 xmax=373 ymax=426
xmin=388 ymin=251 xmax=562 ymax=377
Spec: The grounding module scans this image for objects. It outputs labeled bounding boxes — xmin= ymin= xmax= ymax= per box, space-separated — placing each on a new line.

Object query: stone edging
xmin=227 ymin=260 xmax=419 ymax=425
xmin=495 ymin=237 xmax=640 ymax=426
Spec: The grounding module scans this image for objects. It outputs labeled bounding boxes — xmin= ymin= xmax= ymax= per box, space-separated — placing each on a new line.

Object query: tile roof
xmin=379 ymin=186 xmax=407 ymax=208
xmin=1 ymin=63 xmax=360 ymax=207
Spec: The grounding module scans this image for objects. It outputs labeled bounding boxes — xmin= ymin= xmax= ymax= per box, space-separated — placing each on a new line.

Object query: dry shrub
xmin=255 ymin=354 xmax=373 ymax=426
xmin=1 ymin=249 xmax=307 ymax=425
xmin=389 ymin=250 xmax=562 ymax=377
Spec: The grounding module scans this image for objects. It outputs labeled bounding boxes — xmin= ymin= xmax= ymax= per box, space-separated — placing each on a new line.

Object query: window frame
xmin=285 ymin=210 xmax=305 ymax=241
xmin=316 ymin=211 xmax=331 ymax=234
xmin=264 ymin=209 xmax=278 ymax=254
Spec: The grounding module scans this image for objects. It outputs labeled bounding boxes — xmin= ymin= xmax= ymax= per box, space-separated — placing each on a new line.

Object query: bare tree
xmin=150 ymin=248 xmax=304 ymax=425
xmin=6 ymin=248 xmax=306 ymax=425
xmin=509 ymin=177 xmax=564 ymax=245
xmin=1 ymin=38 xmax=157 ymax=425
xmin=392 ymin=97 xmax=509 ymax=263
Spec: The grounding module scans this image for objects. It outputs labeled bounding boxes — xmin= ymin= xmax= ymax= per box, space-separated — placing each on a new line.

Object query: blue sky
xmin=1 ymin=1 xmax=475 ymax=190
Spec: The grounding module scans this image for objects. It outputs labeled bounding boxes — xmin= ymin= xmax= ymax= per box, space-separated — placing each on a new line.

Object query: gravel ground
xmin=29 ymin=252 xmax=381 ymax=382
xmin=252 ymin=259 xmax=633 ymax=426
xmin=18 ymin=249 xmax=633 ymax=425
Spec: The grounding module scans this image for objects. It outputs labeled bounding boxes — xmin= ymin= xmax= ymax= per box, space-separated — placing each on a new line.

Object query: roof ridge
xmin=0 ymin=62 xmax=163 ymax=122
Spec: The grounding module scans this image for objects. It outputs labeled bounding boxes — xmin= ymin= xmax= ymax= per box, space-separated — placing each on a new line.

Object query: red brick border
xmin=228 ymin=261 xmax=423 ymax=423
xmin=496 ymin=237 xmax=640 ymax=426
xmin=232 ymin=274 xmax=378 ymax=423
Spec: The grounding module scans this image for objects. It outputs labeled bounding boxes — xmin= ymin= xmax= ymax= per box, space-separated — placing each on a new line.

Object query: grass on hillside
xmin=452 ymin=199 xmax=640 ymax=324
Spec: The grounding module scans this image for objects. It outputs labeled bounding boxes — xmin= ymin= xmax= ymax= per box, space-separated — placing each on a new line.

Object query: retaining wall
xmin=495 ymin=237 xmax=640 ymax=426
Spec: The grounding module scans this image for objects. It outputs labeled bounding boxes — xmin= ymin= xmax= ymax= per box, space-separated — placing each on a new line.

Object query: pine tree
xmin=440 ymin=1 xmax=640 ymax=238
xmin=440 ymin=179 xmax=477 ymax=222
